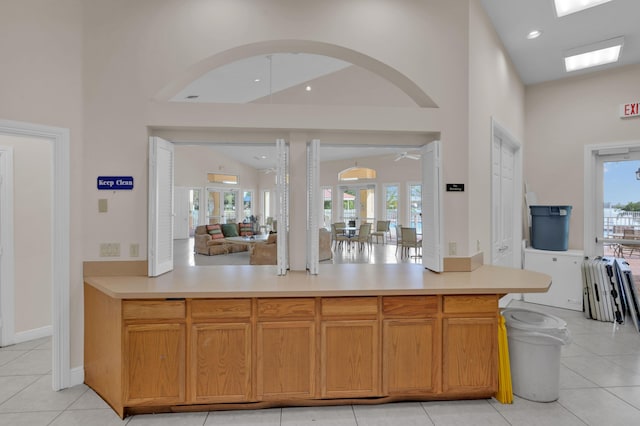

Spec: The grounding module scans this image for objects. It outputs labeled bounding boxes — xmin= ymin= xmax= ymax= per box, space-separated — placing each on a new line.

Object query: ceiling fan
xmin=394 ymin=151 xmax=421 ymax=161
xmin=258 ymin=167 xmax=277 ymax=174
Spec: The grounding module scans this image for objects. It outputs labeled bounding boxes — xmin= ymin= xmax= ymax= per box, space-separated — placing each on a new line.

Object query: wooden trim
xmin=83 ymin=261 xmax=148 ymax=277
xmin=443 ymin=252 xmax=483 ymax=272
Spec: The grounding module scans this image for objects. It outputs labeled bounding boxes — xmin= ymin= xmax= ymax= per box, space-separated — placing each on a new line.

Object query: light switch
xmin=98 ymin=198 xmax=108 ymax=213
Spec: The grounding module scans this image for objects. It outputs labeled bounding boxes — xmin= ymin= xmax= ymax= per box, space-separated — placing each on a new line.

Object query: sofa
xmin=194 ymin=223 xmax=254 ymax=255
xmin=249 ymin=228 xmax=332 ymax=265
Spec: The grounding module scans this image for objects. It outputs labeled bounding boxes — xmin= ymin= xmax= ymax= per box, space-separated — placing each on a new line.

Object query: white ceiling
xmin=173 ymin=53 xmax=352 ymax=103
xmin=480 ymin=0 xmax=640 ymax=85
xmin=172 ymin=1 xmax=640 ymax=167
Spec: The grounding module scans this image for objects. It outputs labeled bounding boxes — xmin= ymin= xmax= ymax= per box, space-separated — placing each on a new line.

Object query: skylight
xmin=553 ymin=0 xmax=613 ymax=17
xmin=564 ymin=37 xmax=624 ymax=72
xmin=564 ymin=45 xmax=621 ymax=72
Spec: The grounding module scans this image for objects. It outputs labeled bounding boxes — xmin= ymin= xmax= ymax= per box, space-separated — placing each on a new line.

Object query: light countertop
xmin=84 ymin=263 xmax=551 ymax=299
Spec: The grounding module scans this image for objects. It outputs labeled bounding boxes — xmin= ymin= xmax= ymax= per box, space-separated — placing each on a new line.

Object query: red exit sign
xmin=620 ymin=102 xmax=640 ymax=118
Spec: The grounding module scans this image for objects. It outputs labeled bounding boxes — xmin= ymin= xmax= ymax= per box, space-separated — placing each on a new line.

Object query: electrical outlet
xmin=130 ymin=243 xmax=139 ymax=257
xmin=449 ymin=242 xmax=457 ymax=256
xmin=99 ymin=243 xmax=120 ymax=257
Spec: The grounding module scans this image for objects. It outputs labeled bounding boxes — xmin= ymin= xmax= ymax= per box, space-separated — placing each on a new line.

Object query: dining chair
xmin=401 ymin=227 xmax=421 ymax=259
xmin=371 ymin=220 xmax=390 ymax=244
xmin=354 ymin=223 xmax=372 ymax=251
xmin=394 ymin=224 xmax=403 ymax=256
xmin=331 ymin=223 xmax=349 ymax=250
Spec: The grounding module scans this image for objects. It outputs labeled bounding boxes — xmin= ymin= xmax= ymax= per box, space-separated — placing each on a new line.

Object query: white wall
xmin=467 ymin=0 xmax=526 ymax=257
xmin=0 ymin=0 xmax=84 ymax=367
xmin=525 ymin=64 xmax=640 ymax=250
xmin=82 ymin=0 xmax=472 ymax=264
xmin=0 ymin=135 xmax=52 ymax=335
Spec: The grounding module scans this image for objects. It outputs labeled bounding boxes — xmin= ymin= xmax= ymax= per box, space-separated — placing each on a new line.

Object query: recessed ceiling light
xmin=305 ymin=85 xmax=312 ymax=91
xmin=527 ymin=30 xmax=542 ymax=40
xmin=254 ymin=78 xmax=261 ymax=82
xmin=553 ymin=0 xmax=613 ymax=17
xmin=185 ymin=95 xmax=199 ymax=99
xmin=564 ymin=37 xmax=623 ymax=72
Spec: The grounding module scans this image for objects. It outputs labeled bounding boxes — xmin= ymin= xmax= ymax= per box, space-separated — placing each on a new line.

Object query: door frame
xmin=584 ymin=140 xmax=640 ymax=257
xmin=0 ymin=119 xmax=70 ymax=390
xmin=490 ymin=118 xmax=523 ymax=268
xmin=0 ymin=147 xmax=15 ymax=348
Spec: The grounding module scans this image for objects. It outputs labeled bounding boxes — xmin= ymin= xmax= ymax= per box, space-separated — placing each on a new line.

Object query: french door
xmin=339 ymin=184 xmax=375 ymax=225
xmin=206 ymin=188 xmax=239 ymax=224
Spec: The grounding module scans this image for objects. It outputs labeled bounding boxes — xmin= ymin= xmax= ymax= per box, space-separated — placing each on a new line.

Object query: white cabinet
xmin=523 ymin=248 xmax=584 ymax=311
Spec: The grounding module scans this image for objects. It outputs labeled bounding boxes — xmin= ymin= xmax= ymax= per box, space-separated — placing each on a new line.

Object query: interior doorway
xmin=0 ymin=119 xmax=71 ymax=390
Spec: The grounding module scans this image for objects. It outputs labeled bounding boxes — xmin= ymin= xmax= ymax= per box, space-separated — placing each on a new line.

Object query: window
xmin=383 ymin=184 xmax=399 ymax=228
xmin=338 ymin=166 xmax=376 ymax=181
xmin=322 ymin=186 xmax=332 ymax=228
xmin=207 ymin=173 xmax=238 ymax=184
xmin=243 ymin=190 xmax=253 ymax=220
xmin=408 ymin=183 xmax=422 ymax=234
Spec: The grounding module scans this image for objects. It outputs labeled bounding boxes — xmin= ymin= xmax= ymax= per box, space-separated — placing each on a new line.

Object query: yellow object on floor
xmin=496 ymin=314 xmax=513 ymax=404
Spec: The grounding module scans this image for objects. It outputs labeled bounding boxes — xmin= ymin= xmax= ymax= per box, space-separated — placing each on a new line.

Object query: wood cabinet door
xmin=383 ymin=319 xmax=438 ymax=394
xmin=257 ymin=321 xmax=316 ymax=399
xmin=442 ymin=317 xmax=498 ymax=394
xmin=321 ymin=320 xmax=380 ymax=398
xmin=124 ymin=323 xmax=185 ymax=405
xmin=190 ymin=323 xmax=252 ymax=403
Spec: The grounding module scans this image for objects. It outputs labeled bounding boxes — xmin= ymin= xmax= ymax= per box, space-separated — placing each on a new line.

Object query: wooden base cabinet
xmin=190 ymin=323 xmax=251 ymax=403
xmin=124 ymin=323 xmax=186 ymax=406
xmin=321 ymin=319 xmax=380 ymax=398
xmin=442 ymin=295 xmax=498 ymax=395
xmin=383 ymin=319 xmax=438 ymax=394
xmin=84 ymin=285 xmax=500 ymax=418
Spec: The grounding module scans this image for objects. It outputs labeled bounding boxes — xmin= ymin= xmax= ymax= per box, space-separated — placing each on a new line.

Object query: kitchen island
xmin=84 ymin=263 xmax=550 ymax=418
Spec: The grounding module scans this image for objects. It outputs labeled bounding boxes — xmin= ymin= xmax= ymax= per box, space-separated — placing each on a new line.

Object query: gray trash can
xmin=502 ymin=307 xmax=571 ymax=402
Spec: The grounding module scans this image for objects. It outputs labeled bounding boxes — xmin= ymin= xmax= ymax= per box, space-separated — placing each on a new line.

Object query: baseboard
xmin=70 ymin=366 xmax=85 ymax=387
xmin=443 ymin=251 xmax=484 ymax=272
xmin=14 ymin=325 xmax=52 ymax=344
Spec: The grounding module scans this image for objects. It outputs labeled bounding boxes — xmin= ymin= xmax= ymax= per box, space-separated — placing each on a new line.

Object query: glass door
xmin=339 ymin=184 xmax=375 ymax=226
xmin=408 ymin=183 xmax=422 ymax=234
xmin=188 ymin=188 xmax=201 ymax=236
xmin=206 ymin=188 xmax=239 ymax=224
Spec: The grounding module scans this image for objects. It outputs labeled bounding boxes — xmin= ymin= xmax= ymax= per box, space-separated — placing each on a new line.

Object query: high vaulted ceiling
xmin=480 ymin=0 xmax=640 ymax=85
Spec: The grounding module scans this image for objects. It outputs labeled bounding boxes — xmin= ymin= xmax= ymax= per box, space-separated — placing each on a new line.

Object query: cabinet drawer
xmin=122 ymin=300 xmax=185 ymax=320
xmin=258 ymin=298 xmax=315 ymax=320
xmin=383 ymin=296 xmax=438 ymax=317
xmin=321 ymin=297 xmax=378 ymax=317
xmin=443 ymin=295 xmax=497 ymax=314
xmin=191 ymin=299 xmax=251 ymax=319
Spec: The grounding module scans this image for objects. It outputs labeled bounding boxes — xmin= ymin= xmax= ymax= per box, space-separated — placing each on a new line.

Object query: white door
xmin=422 ymin=141 xmax=443 ymax=272
xmin=491 ymin=136 xmax=515 ymax=267
xmin=173 ymin=187 xmax=190 ymax=239
xmin=491 ymin=120 xmax=522 ymax=270
xmin=307 ymin=139 xmax=320 ymax=274
xmin=276 ymin=138 xmax=289 ymax=275
xmin=148 ymin=136 xmax=174 ymax=277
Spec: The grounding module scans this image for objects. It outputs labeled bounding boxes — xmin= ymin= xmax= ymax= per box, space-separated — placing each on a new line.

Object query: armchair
xmin=250 ymin=233 xmax=278 ymax=265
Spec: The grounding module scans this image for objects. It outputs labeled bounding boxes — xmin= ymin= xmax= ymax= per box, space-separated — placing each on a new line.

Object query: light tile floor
xmin=2 ymin=300 xmax=640 ymax=425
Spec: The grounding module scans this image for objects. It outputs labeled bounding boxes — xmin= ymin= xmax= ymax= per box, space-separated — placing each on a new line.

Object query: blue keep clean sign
xmin=97 ymin=176 xmax=134 ymax=190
